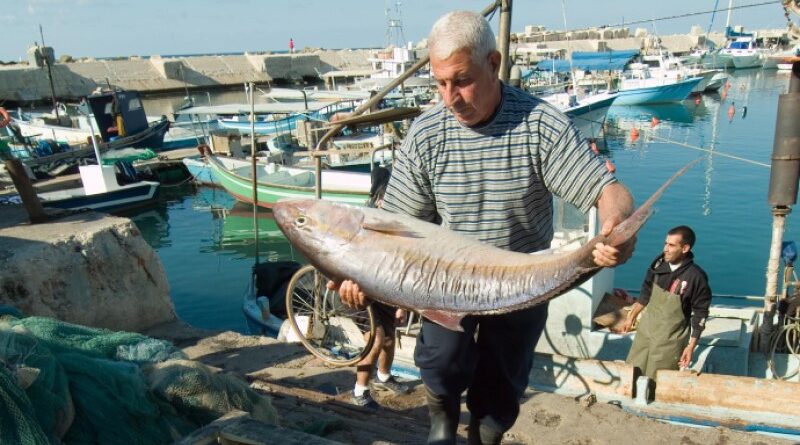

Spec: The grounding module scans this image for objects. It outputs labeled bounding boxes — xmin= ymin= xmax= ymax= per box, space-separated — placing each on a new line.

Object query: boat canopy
xmin=537 ymin=50 xmax=639 ymax=73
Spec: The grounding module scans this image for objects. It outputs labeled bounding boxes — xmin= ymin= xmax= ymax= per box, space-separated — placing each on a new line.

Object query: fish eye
xmin=296 ymin=216 xmax=308 ymax=227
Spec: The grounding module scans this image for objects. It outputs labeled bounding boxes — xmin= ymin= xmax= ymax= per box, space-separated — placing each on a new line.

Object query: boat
xmin=639 ymin=50 xmax=725 ymax=93
xmin=615 ymin=64 xmax=703 ymax=105
xmin=188 ymin=101 xmax=355 ymax=135
xmin=764 ymin=44 xmax=800 ymax=70
xmin=539 ymin=90 xmax=618 ymax=140
xmin=204 ymin=152 xmax=373 ymax=207
xmin=38 ymin=164 xmax=159 ymax=212
xmin=12 ymin=90 xmax=170 ymax=151
xmin=720 ymin=36 xmax=767 ymax=70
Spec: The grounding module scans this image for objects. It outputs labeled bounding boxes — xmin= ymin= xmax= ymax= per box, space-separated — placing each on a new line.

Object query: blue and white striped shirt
xmin=382 ymin=83 xmax=615 ymax=253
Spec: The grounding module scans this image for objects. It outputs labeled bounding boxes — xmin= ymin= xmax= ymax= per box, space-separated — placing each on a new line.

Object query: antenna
xmin=385 ymin=0 xmax=406 ymax=48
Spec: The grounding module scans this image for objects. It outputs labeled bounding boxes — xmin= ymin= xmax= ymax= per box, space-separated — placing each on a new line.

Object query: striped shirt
xmin=382 ymin=83 xmax=616 ymax=253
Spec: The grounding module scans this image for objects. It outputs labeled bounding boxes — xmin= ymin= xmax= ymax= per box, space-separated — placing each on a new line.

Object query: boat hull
xmin=206 ymin=155 xmax=371 ymax=207
xmin=38 ymin=181 xmax=159 ymax=212
xmin=615 ymin=77 xmax=702 ymax=105
xmin=564 ymin=94 xmax=617 ymax=140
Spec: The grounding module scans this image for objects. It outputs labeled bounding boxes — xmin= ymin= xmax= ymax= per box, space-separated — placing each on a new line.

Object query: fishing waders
xmin=626 ymin=284 xmax=690 ymax=380
xmin=425 ymin=386 xmax=461 ymax=445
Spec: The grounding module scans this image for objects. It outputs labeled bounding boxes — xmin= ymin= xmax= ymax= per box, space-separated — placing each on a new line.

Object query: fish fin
xmin=419 ymin=310 xmax=465 ymax=332
xmin=362 ymin=219 xmax=422 ymax=237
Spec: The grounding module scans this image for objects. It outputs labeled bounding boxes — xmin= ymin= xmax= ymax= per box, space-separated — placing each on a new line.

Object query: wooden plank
xmin=219 ymin=418 xmax=346 ymax=445
xmin=172 ymin=410 xmax=250 ymax=445
xmin=655 ymin=370 xmax=800 ymax=416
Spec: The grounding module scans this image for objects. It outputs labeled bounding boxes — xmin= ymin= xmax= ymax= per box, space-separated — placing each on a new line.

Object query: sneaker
xmin=372 ymin=375 xmax=411 ymax=395
xmin=351 ymin=389 xmax=380 ymax=410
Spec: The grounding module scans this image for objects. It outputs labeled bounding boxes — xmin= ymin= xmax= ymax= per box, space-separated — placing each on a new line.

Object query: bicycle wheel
xmin=285 ymin=264 xmax=376 ymax=366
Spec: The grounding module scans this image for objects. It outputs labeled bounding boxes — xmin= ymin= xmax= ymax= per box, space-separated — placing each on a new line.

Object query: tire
xmin=285 ymin=264 xmax=376 ymax=366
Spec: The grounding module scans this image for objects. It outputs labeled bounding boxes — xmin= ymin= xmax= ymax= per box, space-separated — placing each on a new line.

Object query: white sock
xmin=376 ymin=371 xmax=392 ymax=382
xmin=354 ymin=383 xmax=369 ymax=396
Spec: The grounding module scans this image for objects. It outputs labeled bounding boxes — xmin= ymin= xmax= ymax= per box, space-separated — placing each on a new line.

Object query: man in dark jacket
xmin=622 ymin=225 xmax=712 ymax=380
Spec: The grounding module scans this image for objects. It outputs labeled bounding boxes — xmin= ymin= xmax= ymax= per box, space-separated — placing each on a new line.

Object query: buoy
xmin=590 ymin=140 xmax=599 ymax=154
xmin=605 ymin=159 xmax=616 ymax=173
xmin=630 ymin=127 xmax=640 ymax=142
xmin=725 ymin=82 xmax=732 ymax=90
xmin=694 ymin=96 xmax=701 ymax=105
xmin=651 ymin=116 xmax=660 ymax=127
xmin=721 ymin=90 xmax=727 ymax=101
xmin=727 ymin=103 xmax=735 ymax=122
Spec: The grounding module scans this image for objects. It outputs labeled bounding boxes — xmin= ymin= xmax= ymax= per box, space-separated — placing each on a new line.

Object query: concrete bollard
xmin=635 ymin=376 xmax=652 ymax=406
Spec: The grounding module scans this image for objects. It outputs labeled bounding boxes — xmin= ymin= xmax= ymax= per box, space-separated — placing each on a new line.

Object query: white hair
xmin=428 ymin=11 xmax=497 ymax=64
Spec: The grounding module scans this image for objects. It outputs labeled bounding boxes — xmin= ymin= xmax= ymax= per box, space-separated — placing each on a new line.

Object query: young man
xmin=350 ymin=303 xmax=410 ymax=408
xmin=334 ymin=10 xmax=635 ymax=444
xmin=623 ymin=225 xmax=712 ymax=380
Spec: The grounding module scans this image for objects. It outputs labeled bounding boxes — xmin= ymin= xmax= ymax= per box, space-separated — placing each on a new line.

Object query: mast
xmin=724 ymin=0 xmax=734 ymax=32
xmin=39 ymin=25 xmax=59 ymax=122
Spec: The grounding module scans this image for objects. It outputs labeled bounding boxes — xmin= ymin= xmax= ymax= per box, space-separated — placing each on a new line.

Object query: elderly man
xmin=334 ymin=10 xmax=635 ymax=444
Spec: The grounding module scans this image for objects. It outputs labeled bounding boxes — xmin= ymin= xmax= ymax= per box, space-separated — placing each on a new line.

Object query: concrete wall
xmin=0 ymin=209 xmax=176 ymax=332
xmin=0 ymin=49 xmax=373 ymax=103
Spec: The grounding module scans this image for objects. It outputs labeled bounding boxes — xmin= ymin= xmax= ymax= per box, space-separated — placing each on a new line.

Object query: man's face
xmin=663 ymin=234 xmax=690 ymax=264
xmin=430 ymin=48 xmax=501 ymax=126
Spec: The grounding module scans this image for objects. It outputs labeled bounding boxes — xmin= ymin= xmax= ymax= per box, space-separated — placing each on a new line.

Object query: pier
xmin=0 ymin=48 xmax=374 ymax=102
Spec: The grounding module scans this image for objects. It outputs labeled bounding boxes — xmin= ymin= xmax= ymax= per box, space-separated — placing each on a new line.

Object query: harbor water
xmin=129 ymin=69 xmax=798 ymax=333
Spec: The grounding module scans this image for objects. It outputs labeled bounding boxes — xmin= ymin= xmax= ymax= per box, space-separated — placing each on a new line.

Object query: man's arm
xmin=680 ymin=270 xmax=712 ymax=368
xmin=593 ymin=182 xmax=635 ymax=267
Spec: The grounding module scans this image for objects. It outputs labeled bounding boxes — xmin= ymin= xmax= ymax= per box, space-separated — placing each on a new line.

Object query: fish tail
xmin=606 ymin=158 xmax=701 ymax=247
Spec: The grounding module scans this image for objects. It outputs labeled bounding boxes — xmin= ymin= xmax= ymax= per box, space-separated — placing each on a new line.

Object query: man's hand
xmin=395 ymin=309 xmax=408 ymax=326
xmin=594 ymin=182 xmax=636 ymax=267
xmin=327 ymin=279 xmax=369 ymax=309
xmin=679 ymin=341 xmax=696 ymax=369
xmin=620 ymin=317 xmax=635 ymax=333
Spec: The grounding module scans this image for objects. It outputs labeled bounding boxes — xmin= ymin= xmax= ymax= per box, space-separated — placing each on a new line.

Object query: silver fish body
xmin=272 ymin=161 xmax=697 ymax=330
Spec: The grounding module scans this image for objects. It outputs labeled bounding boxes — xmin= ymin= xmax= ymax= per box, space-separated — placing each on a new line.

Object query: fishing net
xmin=0 ymin=314 xmax=279 ymax=445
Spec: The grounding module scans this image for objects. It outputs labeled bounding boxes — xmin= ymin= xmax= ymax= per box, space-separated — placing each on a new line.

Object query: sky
xmin=0 ymin=0 xmax=792 ymax=61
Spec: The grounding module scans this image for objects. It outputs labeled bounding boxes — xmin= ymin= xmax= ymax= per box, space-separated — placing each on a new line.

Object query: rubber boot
xmin=467 ymin=417 xmax=504 ymax=445
xmin=425 ymin=386 xmax=460 ymax=445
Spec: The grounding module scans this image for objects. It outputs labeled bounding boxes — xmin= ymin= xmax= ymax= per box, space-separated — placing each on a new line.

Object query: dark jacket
xmin=639 ymin=252 xmax=711 ymax=339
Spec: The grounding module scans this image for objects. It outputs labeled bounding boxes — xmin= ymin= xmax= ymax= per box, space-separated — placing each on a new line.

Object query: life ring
xmin=0 ymin=108 xmax=9 ymax=128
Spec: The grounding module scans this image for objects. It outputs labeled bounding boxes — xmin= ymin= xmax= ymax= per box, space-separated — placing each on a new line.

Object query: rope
xmin=649 ymin=135 xmax=771 ymax=168
xmin=599 ymin=0 xmax=782 ymax=29
xmin=768 ymin=313 xmax=800 ymax=380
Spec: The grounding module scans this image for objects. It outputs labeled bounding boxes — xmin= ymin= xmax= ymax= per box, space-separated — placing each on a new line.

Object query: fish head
xmin=273 ymin=198 xmax=363 ymax=256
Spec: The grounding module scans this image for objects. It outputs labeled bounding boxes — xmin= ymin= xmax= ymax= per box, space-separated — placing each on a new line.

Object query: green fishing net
xmin=0 ymin=314 xmax=278 ymax=445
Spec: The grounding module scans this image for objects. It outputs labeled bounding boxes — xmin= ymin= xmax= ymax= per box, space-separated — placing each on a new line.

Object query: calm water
xmin=130 ymin=69 xmax=798 ymax=333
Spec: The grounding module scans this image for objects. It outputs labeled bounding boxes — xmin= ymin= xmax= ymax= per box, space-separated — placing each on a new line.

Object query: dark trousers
xmin=414 ymin=303 xmax=549 ymax=432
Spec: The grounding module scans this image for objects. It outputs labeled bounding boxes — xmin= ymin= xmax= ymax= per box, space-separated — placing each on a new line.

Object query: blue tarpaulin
xmin=536 ymin=50 xmax=639 ymax=73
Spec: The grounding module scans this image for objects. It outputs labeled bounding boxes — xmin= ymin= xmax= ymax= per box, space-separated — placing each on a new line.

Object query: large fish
xmin=273 ymin=161 xmax=698 ymax=331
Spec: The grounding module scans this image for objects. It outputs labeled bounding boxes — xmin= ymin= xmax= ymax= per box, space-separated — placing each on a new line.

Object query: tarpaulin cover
xmin=537 ymin=50 xmax=639 ymax=73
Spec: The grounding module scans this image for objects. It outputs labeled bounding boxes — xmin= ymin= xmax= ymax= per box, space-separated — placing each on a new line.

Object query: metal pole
xmin=314 ymin=1 xmax=500 ymax=152
xmin=759 ymin=60 xmax=800 ymax=351
xmin=39 ymin=25 xmax=59 ymax=122
xmin=498 ymin=0 xmax=512 ymax=82
xmin=249 ymin=82 xmax=259 ymax=264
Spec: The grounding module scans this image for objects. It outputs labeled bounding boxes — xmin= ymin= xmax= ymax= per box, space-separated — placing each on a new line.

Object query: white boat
xmin=764 ymin=44 xmax=800 ymax=70
xmin=38 ymin=164 xmax=159 ymax=212
xmin=540 ymin=91 xmax=618 ymax=140
xmin=12 ymin=90 xmax=170 ymax=151
xmin=639 ymin=51 xmax=724 ymax=93
xmin=720 ymin=36 xmax=767 ymax=69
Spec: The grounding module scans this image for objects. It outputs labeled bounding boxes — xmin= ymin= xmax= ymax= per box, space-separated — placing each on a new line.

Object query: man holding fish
xmin=332 ymin=11 xmax=636 ymax=445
